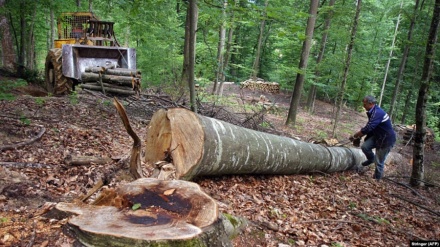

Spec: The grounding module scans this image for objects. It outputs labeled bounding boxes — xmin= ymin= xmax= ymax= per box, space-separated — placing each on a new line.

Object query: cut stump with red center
xmin=55 ymin=178 xmax=230 ymax=247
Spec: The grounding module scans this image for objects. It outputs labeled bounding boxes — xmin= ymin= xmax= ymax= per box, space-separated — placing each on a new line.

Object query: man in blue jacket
xmin=352 ymin=95 xmax=396 ymax=180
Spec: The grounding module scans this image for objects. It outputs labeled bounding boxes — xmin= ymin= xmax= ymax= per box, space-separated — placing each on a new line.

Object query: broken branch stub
xmin=144 ymin=108 xmax=365 ymax=180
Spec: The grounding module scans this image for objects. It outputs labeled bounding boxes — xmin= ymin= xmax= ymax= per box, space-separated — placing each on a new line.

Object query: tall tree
xmin=411 ymin=0 xmax=440 ymax=187
xmin=212 ymin=0 xmax=227 ymax=96
xmin=332 ymin=0 xmax=362 ymax=137
xmin=0 ymin=0 xmax=16 ymax=72
xmin=285 ymin=0 xmax=319 ymax=126
xmin=17 ymin=0 xmax=26 ymax=76
xmin=27 ymin=5 xmax=37 ymax=70
xmin=389 ymin=0 xmax=420 ymax=119
xmin=250 ymin=0 xmax=269 ymax=81
xmin=181 ymin=2 xmax=191 ymax=91
xmin=188 ymin=0 xmax=198 ymax=112
xmin=306 ymin=0 xmax=336 ymax=113
xmin=221 ymin=0 xmax=237 ymax=83
xmin=378 ymin=1 xmax=403 ymax=107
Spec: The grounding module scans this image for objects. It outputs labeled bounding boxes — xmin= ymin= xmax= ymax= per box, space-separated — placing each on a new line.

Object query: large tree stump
xmin=145 ymin=108 xmax=366 ymax=180
xmin=56 ymin=178 xmax=231 ymax=247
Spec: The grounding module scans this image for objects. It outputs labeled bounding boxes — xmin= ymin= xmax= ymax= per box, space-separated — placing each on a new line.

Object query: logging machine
xmin=44 ymin=12 xmax=140 ymax=95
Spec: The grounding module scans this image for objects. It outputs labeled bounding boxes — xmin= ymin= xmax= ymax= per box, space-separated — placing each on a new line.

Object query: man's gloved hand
xmin=352 ymin=138 xmax=361 ymax=147
xmin=349 ymin=135 xmax=361 ymax=147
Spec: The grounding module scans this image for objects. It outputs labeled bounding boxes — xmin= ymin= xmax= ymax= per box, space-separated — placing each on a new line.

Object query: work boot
xmin=361 ymin=160 xmax=374 ymax=167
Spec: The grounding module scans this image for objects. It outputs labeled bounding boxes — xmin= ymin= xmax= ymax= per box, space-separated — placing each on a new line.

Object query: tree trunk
xmin=27 ymin=5 xmax=37 ymax=70
xmin=0 ymin=0 xmax=16 ymax=72
xmin=144 ymin=108 xmax=365 ymax=181
xmin=212 ymin=0 xmax=227 ymax=95
xmin=286 ymin=0 xmax=319 ymax=126
xmin=400 ymin=86 xmax=413 ymax=124
xmin=389 ymin=0 xmax=419 ymax=119
xmin=188 ymin=0 xmax=198 ymax=112
xmin=17 ymin=1 xmax=26 ymax=76
xmin=306 ymin=0 xmax=336 ymax=113
xmin=221 ymin=1 xmax=236 ymax=83
xmin=250 ymin=0 xmax=268 ymax=81
xmin=181 ymin=4 xmax=191 ymax=91
xmin=332 ymin=0 xmax=361 ymax=137
xmin=411 ymin=0 xmax=440 ymax=187
xmin=55 ymin=178 xmax=232 ymax=247
xmin=79 ymin=84 xmax=136 ymax=95
xmin=81 ymin=72 xmax=139 ymax=86
xmin=378 ymin=1 xmax=403 ymax=107
xmin=85 ymin=67 xmax=139 ymax=76
xmin=48 ymin=7 xmax=54 ymax=50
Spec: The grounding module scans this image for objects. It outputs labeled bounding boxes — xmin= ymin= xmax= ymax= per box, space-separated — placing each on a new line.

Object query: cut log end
xmin=144 ymin=108 xmax=204 ymax=180
xmin=56 ymin=178 xmax=226 ymax=246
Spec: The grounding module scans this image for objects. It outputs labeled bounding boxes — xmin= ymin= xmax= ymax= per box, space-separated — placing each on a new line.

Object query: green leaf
xmin=132 ymin=203 xmax=141 ymax=211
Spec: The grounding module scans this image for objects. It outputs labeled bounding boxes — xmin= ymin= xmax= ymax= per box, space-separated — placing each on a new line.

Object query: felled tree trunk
xmin=81 ymin=72 xmax=135 ymax=86
xmin=56 ymin=178 xmax=231 ymax=247
xmin=145 ymin=108 xmax=365 ymax=181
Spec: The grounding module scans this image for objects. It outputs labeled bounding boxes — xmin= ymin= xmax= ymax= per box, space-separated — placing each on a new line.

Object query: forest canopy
xmin=0 ymin=0 xmax=439 ymax=137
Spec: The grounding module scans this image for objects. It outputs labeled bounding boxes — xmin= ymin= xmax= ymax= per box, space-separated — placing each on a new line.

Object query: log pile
xmin=79 ymin=66 xmax=141 ymax=96
xmin=398 ymin=125 xmax=435 ymax=150
xmin=240 ymin=78 xmax=280 ymax=94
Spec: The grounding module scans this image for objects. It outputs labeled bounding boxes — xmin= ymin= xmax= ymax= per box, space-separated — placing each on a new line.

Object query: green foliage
xmin=223 ymin=213 xmax=239 ymax=227
xmin=316 ymin=130 xmax=328 ymax=139
xmin=259 ymin=121 xmax=271 ymax=128
xmin=2 ymin=0 xmax=438 ymax=140
xmin=19 ymin=115 xmax=31 ymax=125
xmin=69 ymin=91 xmax=79 ymax=105
xmin=35 ymin=97 xmax=46 ymax=105
xmin=0 ymin=79 xmax=27 ymax=101
xmin=331 ymin=242 xmax=344 ymax=247
xmin=0 ymin=217 xmax=8 ymax=224
xmin=348 ymin=201 xmax=357 ymax=210
xmin=131 ymin=203 xmax=141 ymax=211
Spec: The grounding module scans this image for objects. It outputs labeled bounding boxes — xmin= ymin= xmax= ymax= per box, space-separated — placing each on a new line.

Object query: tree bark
xmin=0 ymin=0 xmax=16 ymax=72
xmin=378 ymin=1 xmax=403 ymax=107
xmin=221 ymin=0 xmax=237 ymax=83
xmin=411 ymin=0 xmax=440 ymax=187
xmin=389 ymin=0 xmax=420 ymax=119
xmin=56 ymin=178 xmax=231 ymax=247
xmin=144 ymin=108 xmax=365 ymax=181
xmin=113 ymin=98 xmax=143 ymax=179
xmin=79 ymin=84 xmax=136 ymax=95
xmin=188 ymin=0 xmax=198 ymax=112
xmin=81 ymin=72 xmax=139 ymax=86
xmin=181 ymin=5 xmax=191 ymax=91
xmin=212 ymin=0 xmax=227 ymax=95
xmin=286 ymin=0 xmax=319 ymax=126
xmin=17 ymin=1 xmax=26 ymax=76
xmin=250 ymin=0 xmax=268 ymax=81
xmin=332 ymin=0 xmax=361 ymax=137
xmin=306 ymin=0 xmax=336 ymax=113
xmin=85 ymin=67 xmax=139 ymax=76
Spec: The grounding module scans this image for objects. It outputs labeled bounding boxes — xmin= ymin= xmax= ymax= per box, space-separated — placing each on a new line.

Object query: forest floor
xmin=0 ymin=76 xmax=439 ymax=247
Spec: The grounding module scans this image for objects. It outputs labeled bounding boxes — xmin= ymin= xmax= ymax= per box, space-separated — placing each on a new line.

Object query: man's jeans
xmin=361 ymin=136 xmax=392 ymax=180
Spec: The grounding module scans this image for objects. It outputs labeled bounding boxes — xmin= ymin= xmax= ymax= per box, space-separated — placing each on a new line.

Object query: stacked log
xmin=79 ymin=66 xmax=141 ymax=96
xmin=397 ymin=125 xmax=435 ymax=150
xmin=240 ymin=78 xmax=280 ymax=94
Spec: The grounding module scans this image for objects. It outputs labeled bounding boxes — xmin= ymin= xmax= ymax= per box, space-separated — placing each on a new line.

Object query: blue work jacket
xmin=361 ymin=104 xmax=396 ymax=148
